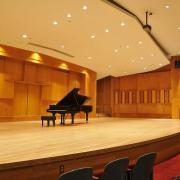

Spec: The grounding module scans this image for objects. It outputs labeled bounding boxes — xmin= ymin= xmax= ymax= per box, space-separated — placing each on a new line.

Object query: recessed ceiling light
xmin=144 ymin=67 xmax=147 ymax=70
xmin=138 ymin=41 xmax=142 ymax=44
xmin=108 ymin=64 xmax=112 ymax=68
xmin=87 ymin=56 xmax=92 ymax=60
xmin=121 ymin=22 xmax=125 ymax=26
xmin=165 ymin=5 xmax=170 ymax=9
xmin=177 ymin=27 xmax=180 ymax=30
xmin=105 ymin=28 xmax=110 ymax=33
xmin=67 ymin=13 xmax=72 ymax=18
xmin=91 ymin=35 xmax=95 ymax=39
xmin=22 ymin=34 xmax=28 ymax=38
xmin=126 ymin=45 xmax=129 ymax=48
xmin=150 ymin=54 xmax=154 ymax=57
xmin=140 ymin=57 xmax=144 ymax=60
xmin=82 ymin=5 xmax=88 ymax=10
xmin=159 ymin=63 xmax=162 ymax=66
xmin=123 ymin=71 xmax=127 ymax=74
xmin=131 ymin=59 xmax=135 ymax=62
xmin=114 ymin=49 xmax=118 ymax=53
xmin=60 ymin=45 xmax=65 ymax=48
xmin=53 ymin=21 xmax=58 ymax=25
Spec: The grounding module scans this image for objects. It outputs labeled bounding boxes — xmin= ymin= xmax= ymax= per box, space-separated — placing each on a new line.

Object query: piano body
xmin=47 ymin=88 xmax=93 ymax=124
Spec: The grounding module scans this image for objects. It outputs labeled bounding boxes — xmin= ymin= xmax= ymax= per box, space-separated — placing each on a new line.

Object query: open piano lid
xmin=56 ymin=88 xmax=89 ymax=106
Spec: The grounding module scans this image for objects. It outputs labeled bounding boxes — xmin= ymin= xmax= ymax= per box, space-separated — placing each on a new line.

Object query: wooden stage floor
xmin=0 ymin=117 xmax=180 ymax=179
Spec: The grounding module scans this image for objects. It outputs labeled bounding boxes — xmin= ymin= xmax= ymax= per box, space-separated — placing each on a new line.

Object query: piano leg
xmin=60 ymin=114 xmax=64 ymax=125
xmin=71 ymin=112 xmax=75 ymax=124
xmin=85 ymin=112 xmax=88 ymax=123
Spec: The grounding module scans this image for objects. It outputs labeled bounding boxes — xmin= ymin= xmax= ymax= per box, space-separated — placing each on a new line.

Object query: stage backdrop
xmin=0 ymin=45 xmax=96 ymax=121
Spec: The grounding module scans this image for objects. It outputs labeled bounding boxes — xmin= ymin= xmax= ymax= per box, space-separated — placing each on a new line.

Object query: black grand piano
xmin=47 ymin=88 xmax=93 ymax=124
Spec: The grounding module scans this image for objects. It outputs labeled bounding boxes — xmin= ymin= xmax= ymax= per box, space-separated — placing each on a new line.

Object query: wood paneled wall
xmin=171 ymin=56 xmax=180 ymax=119
xmin=0 ymin=45 xmax=96 ymax=121
xmin=97 ymin=71 xmax=171 ymax=118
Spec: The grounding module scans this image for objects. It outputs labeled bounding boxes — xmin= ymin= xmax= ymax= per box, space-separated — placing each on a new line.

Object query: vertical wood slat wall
xmin=0 ymin=57 xmax=96 ymax=121
xmin=97 ymin=71 xmax=171 ymax=118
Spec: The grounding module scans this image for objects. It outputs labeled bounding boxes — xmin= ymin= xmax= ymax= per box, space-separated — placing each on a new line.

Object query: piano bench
xmin=41 ymin=116 xmax=56 ymax=127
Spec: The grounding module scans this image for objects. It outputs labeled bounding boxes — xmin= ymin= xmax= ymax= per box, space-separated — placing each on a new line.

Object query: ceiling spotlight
xmin=53 ymin=21 xmax=58 ymax=25
xmin=22 ymin=34 xmax=28 ymax=38
xmin=108 ymin=64 xmax=112 ymax=68
xmin=131 ymin=59 xmax=135 ymax=62
xmin=121 ymin=22 xmax=125 ymax=26
xmin=126 ymin=45 xmax=129 ymax=48
xmin=123 ymin=71 xmax=127 ymax=74
xmin=82 ymin=5 xmax=88 ymax=10
xmin=150 ymin=54 xmax=154 ymax=57
xmin=140 ymin=57 xmax=144 ymax=60
xmin=138 ymin=41 xmax=142 ymax=44
xmin=114 ymin=49 xmax=118 ymax=53
xmin=165 ymin=5 xmax=170 ymax=9
xmin=159 ymin=63 xmax=162 ymax=66
xmin=177 ymin=27 xmax=180 ymax=30
xmin=60 ymin=45 xmax=65 ymax=48
xmin=144 ymin=67 xmax=147 ymax=70
xmin=91 ymin=35 xmax=95 ymax=39
xmin=105 ymin=28 xmax=110 ymax=33
xmin=67 ymin=13 xmax=72 ymax=18
xmin=87 ymin=56 xmax=92 ymax=59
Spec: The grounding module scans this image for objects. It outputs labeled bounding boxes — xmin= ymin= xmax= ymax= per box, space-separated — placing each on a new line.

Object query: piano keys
xmin=47 ymin=88 xmax=93 ymax=124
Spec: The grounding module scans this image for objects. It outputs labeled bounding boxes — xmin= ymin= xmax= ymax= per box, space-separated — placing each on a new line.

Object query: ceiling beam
xmin=101 ymin=0 xmax=170 ymax=60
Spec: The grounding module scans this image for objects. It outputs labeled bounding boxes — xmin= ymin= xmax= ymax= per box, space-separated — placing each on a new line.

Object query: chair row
xmin=59 ymin=152 xmax=157 ymax=180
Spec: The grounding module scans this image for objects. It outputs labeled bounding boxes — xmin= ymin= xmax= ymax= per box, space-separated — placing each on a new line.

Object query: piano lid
xmin=56 ymin=88 xmax=89 ymax=106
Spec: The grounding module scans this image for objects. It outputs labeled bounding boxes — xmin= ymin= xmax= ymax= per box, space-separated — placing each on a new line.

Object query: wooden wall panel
xmin=4 ymin=59 xmax=24 ymax=81
xmin=14 ymin=83 xmax=27 ymax=116
xmin=171 ymin=56 xmax=180 ymax=118
xmin=27 ymin=85 xmax=41 ymax=115
xmin=51 ymin=70 xmax=68 ymax=101
xmin=97 ymin=71 xmax=171 ymax=118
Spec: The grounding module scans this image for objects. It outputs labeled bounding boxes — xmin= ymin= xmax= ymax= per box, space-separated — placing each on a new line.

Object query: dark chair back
xmin=59 ymin=167 xmax=93 ymax=180
xmin=103 ymin=157 xmax=129 ymax=180
xmin=131 ymin=152 xmax=156 ymax=180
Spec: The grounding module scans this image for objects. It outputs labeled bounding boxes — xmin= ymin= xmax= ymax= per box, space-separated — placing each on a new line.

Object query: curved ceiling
xmin=0 ymin=0 xmax=176 ymax=79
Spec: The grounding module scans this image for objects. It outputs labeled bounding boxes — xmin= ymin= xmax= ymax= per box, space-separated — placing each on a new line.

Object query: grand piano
xmin=47 ymin=88 xmax=93 ymax=124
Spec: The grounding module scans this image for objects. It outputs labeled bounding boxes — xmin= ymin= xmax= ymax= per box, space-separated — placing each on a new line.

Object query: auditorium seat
xmin=128 ymin=152 xmax=157 ymax=180
xmin=59 ymin=167 xmax=93 ymax=180
xmin=93 ymin=157 xmax=129 ymax=180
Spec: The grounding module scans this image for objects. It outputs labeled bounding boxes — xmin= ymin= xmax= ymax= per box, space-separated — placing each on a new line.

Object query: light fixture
xmin=82 ymin=5 xmax=88 ymax=10
xmin=121 ymin=22 xmax=125 ymax=26
xmin=67 ymin=13 xmax=72 ymax=18
xmin=144 ymin=67 xmax=147 ymax=70
xmin=114 ymin=49 xmax=118 ymax=53
xmin=22 ymin=34 xmax=28 ymax=38
xmin=108 ymin=64 xmax=112 ymax=68
xmin=140 ymin=57 xmax=144 ymax=60
xmin=138 ymin=41 xmax=142 ymax=44
xmin=177 ymin=27 xmax=180 ymax=30
xmin=165 ymin=5 xmax=170 ymax=9
xmin=105 ymin=28 xmax=110 ymax=33
xmin=91 ymin=35 xmax=95 ymax=39
xmin=53 ymin=21 xmax=58 ymax=25
xmin=150 ymin=54 xmax=154 ymax=57
xmin=131 ymin=59 xmax=135 ymax=62
xmin=126 ymin=45 xmax=129 ymax=48
xmin=60 ymin=45 xmax=65 ymax=48
xmin=87 ymin=56 xmax=92 ymax=60
xmin=159 ymin=63 xmax=162 ymax=66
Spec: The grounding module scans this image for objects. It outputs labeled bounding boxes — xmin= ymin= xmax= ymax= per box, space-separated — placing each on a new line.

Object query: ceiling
xmin=0 ymin=0 xmax=179 ymax=79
